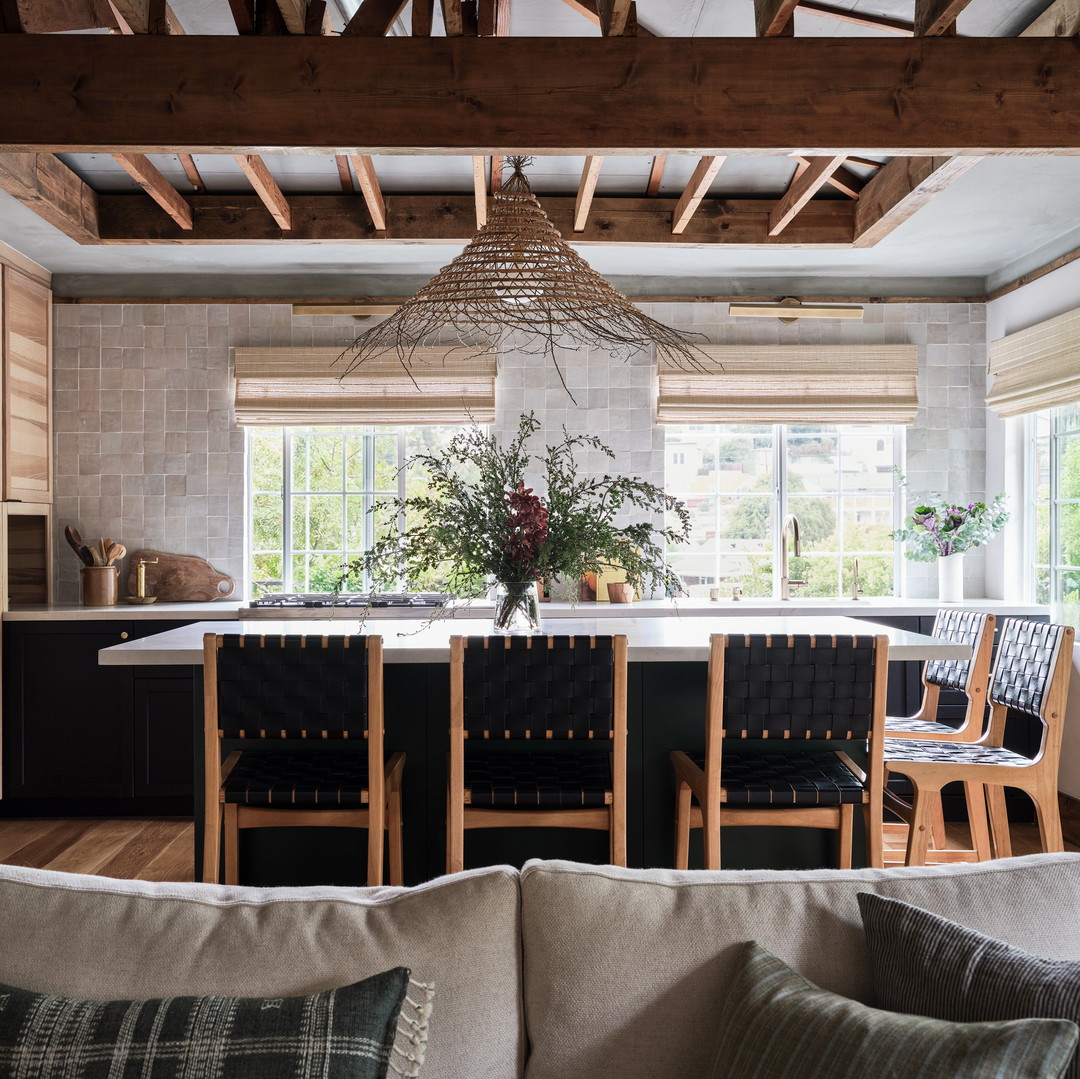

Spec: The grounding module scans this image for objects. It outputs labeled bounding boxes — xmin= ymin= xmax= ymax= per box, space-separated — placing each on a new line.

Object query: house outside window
xmin=1028 ymin=405 xmax=1080 ymax=629
xmin=246 ymin=424 xmax=468 ymax=598
xmin=664 ymin=423 xmax=903 ymax=599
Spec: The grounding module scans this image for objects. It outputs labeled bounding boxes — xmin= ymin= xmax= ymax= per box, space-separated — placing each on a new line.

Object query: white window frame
xmin=665 ymin=423 xmax=905 ymax=599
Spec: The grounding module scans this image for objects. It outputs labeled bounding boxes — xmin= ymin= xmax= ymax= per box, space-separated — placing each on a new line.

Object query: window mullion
xmin=774 ymin=424 xmax=785 ymax=600
xmin=282 ymin=428 xmax=294 ymax=593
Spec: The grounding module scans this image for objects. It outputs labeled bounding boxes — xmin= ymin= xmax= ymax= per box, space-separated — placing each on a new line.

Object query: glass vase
xmin=493 ymin=580 xmax=543 ymax=635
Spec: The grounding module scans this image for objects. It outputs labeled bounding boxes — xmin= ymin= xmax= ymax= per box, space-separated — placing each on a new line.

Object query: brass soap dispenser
xmin=126 ymin=557 xmax=159 ymax=605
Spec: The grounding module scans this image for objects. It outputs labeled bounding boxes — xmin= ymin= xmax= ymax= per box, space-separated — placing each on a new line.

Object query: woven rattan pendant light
xmin=336 ymin=157 xmax=703 ymax=398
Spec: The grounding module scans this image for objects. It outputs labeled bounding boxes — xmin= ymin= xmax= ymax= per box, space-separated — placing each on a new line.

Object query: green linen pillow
xmin=0 ymin=965 xmax=434 ymax=1079
xmin=858 ymin=891 xmax=1080 ymax=1079
xmin=709 ymin=941 xmax=1078 ymax=1079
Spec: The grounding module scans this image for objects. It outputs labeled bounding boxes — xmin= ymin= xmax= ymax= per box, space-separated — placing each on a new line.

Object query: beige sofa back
xmin=520 ymin=854 xmax=1080 ymax=1079
xmin=0 ymin=863 xmax=524 ymax=1079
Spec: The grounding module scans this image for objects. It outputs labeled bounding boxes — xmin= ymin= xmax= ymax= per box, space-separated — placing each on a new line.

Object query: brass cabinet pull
xmin=120 ymin=631 xmax=129 ymax=640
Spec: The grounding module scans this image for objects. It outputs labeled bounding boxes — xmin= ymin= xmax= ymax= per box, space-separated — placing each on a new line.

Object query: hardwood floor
xmin=0 ymin=817 xmax=1074 ymax=882
xmin=0 ymin=818 xmax=194 ymax=881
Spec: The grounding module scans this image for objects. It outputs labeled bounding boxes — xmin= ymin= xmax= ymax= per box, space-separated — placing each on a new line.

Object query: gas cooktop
xmin=248 ymin=592 xmax=450 ymax=610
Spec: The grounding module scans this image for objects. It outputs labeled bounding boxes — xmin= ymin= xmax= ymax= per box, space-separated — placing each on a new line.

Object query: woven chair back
xmin=923 ymin=608 xmax=992 ymax=693
xmin=213 ymin=634 xmax=370 ymax=739
xmin=721 ymin=634 xmax=879 ymax=740
xmin=460 ymin=635 xmax=617 ymax=740
xmin=988 ymin=618 xmax=1070 ymax=720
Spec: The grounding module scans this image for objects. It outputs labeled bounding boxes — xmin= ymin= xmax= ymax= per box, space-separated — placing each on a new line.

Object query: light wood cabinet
xmin=2 ymin=265 xmax=51 ymax=503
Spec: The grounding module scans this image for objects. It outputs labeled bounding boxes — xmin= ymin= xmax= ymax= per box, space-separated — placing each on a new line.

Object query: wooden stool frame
xmin=671 ymin=633 xmax=890 ymax=871
xmin=202 ymin=633 xmax=404 ymax=887
xmin=447 ymin=634 xmax=628 ymax=875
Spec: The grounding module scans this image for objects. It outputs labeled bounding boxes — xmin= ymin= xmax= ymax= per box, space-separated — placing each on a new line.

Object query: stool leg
xmin=963 ymin=781 xmax=991 ymax=860
xmin=223 ymin=803 xmax=240 ymax=885
xmin=674 ymin=780 xmax=691 ymax=870
xmin=986 ymin=784 xmax=1012 ymax=859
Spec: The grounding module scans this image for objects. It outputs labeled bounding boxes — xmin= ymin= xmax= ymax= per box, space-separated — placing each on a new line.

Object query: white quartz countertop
xmin=8 ymin=597 xmax=1047 ymax=622
xmin=98 ymin=615 xmax=972 ymax=666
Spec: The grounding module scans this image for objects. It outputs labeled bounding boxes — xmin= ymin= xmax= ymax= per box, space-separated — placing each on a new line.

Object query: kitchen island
xmin=94 ymin=614 xmax=969 ymax=884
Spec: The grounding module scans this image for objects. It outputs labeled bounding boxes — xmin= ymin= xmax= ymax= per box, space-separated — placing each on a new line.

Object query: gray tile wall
xmin=52 ymin=300 xmax=988 ymax=602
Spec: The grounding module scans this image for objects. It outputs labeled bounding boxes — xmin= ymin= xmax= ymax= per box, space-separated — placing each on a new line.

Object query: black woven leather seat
xmin=465 ymin=750 xmax=612 ymax=808
xmin=884 ymin=618 xmax=1075 ymax=866
xmin=222 ymin=749 xmax=371 ymax=807
xmin=202 ymin=633 xmax=404 ymax=887
xmin=671 ymin=633 xmax=890 ymax=870
xmin=447 ymin=634 xmax=629 ymax=873
xmin=695 ymin=751 xmax=867 ymax=807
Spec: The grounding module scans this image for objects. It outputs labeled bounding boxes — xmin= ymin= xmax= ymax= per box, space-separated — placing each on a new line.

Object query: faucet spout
xmin=780 ymin=514 xmax=804 ymax=601
xmin=851 ymin=556 xmax=863 ymax=601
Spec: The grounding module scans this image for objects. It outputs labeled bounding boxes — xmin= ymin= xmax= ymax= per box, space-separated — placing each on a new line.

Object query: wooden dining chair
xmin=883 ymin=609 xmax=996 ymax=852
xmin=883 ymin=618 xmax=1074 ymax=867
xmin=202 ymin=633 xmax=405 ymax=886
xmin=447 ymin=634 xmax=628 ymax=875
xmin=671 ymin=632 xmax=890 ymax=871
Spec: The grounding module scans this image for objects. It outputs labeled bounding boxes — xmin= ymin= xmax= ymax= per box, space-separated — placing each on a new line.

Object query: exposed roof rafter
xmin=233 ymin=154 xmax=291 ymax=229
xmin=573 ymin=155 xmax=603 ymax=232
xmin=349 ymin=154 xmax=386 ymax=230
xmin=114 ymin=152 xmax=193 ymax=229
xmin=769 ymin=154 xmax=846 ymax=234
xmin=914 ymin=0 xmax=973 ymax=36
xmin=672 ymin=156 xmax=725 ymax=234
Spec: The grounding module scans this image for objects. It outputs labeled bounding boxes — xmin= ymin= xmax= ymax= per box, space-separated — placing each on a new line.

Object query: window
xmin=665 ymin=423 xmax=902 ymax=599
xmin=247 ymin=424 xmax=469 ymax=598
xmin=1028 ymin=405 xmax=1080 ymax=628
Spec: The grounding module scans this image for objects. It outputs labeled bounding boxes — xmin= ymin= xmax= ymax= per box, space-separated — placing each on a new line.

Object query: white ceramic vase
xmin=938 ymin=553 xmax=964 ymax=604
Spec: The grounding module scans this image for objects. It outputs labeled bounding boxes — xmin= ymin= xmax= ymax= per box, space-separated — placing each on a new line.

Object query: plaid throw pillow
xmin=709 ymin=941 xmax=1078 ymax=1079
xmin=0 ymin=965 xmax=434 ymax=1079
xmin=859 ymin=891 xmax=1080 ymax=1079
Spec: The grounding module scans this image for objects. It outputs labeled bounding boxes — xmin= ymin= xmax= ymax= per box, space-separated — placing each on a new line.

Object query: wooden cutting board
xmin=126 ymin=550 xmax=235 ymax=602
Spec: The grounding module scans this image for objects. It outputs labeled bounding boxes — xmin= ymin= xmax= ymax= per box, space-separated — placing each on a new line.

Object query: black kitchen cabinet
xmin=2 ymin=619 xmax=198 ymax=815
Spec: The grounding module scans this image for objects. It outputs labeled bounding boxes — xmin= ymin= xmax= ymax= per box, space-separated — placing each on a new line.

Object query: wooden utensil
xmin=65 ymin=525 xmax=95 ymax=566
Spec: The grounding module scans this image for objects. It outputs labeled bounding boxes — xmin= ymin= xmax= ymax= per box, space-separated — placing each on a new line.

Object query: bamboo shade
xmin=656 ymin=345 xmax=919 ymax=424
xmin=987 ymin=307 xmax=1080 ymax=418
xmin=233 ymin=346 xmax=496 ymax=425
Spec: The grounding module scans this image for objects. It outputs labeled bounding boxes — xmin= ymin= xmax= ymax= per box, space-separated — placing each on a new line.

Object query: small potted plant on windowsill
xmin=890 ymin=474 xmax=1010 ymax=603
xmin=340 ymin=412 xmax=690 ymax=633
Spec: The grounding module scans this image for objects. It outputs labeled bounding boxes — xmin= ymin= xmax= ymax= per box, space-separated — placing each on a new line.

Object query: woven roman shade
xmin=987 ymin=307 xmax=1080 ymax=418
xmin=656 ymin=345 xmax=919 ymax=424
xmin=233 ymin=346 xmax=496 ymax=425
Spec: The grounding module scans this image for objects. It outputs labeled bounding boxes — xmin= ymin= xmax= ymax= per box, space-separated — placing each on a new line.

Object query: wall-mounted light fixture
xmin=728 ymin=297 xmax=864 ymax=323
xmin=291 ymin=300 xmax=402 ymax=321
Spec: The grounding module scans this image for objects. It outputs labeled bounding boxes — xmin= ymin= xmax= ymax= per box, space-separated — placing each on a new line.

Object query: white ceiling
xmin=3 ymin=0 xmax=1073 ymax=299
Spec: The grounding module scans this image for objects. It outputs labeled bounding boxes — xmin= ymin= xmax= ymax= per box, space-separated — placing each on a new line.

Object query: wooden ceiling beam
xmin=0 ymin=152 xmax=99 ymax=244
xmin=792 ymin=155 xmax=864 ymax=199
xmin=0 ymin=0 xmax=24 ymax=31
xmin=556 ymin=0 xmax=653 ymax=35
xmin=853 ymin=155 xmax=980 ymax=247
xmin=1021 ymin=0 xmax=1080 ymax=36
xmin=114 ymin=152 xmax=192 ymax=229
xmin=6 ymin=37 xmax=1080 ymax=155
xmin=671 ymin=156 xmax=725 ymax=234
xmin=342 ymin=0 xmax=409 ymax=36
xmin=349 ymin=154 xmax=386 ymax=231
xmin=275 ymin=0 xmax=321 ymax=33
xmin=226 ymin=0 xmax=255 ymax=33
xmin=755 ymin=0 xmax=799 ymax=37
xmin=233 ymin=155 xmax=291 ymax=229
xmin=769 ymin=154 xmax=846 ymax=235
xmin=914 ymin=0 xmax=973 ymax=37
xmin=646 ymin=155 xmax=666 ymax=196
xmin=472 ymin=155 xmax=487 ymax=228
xmin=477 ymin=0 xmax=509 ymax=35
xmin=573 ymin=155 xmax=603 ymax=232
xmin=335 ymin=154 xmax=354 ymax=192
xmin=177 ymin=154 xmax=205 ymax=192
xmin=14 ymin=0 xmax=110 ymax=32
xmin=796 ymin=2 xmax=913 ymax=35
xmin=412 ymin=0 xmax=433 ymax=34
xmin=597 ymin=0 xmax=633 ymax=35
xmin=93 ymin=192 xmax=854 ymax=246
xmin=440 ymin=0 xmax=463 ymax=35
xmin=490 ymin=155 xmax=503 ymax=195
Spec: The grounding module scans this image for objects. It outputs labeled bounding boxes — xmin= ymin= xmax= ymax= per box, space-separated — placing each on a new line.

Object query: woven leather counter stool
xmin=447 ymin=634 xmax=628 ymax=875
xmin=883 ymin=608 xmax=996 ymax=854
xmin=202 ymin=633 xmax=404 ymax=887
xmin=884 ymin=618 xmax=1074 ymax=866
xmin=671 ymin=633 xmax=889 ymax=871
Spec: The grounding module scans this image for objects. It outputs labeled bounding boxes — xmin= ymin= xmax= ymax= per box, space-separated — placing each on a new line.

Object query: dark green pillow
xmin=859 ymin=891 xmax=1080 ymax=1079
xmin=0 ymin=965 xmax=433 ymax=1079
xmin=709 ymin=941 xmax=1078 ymax=1079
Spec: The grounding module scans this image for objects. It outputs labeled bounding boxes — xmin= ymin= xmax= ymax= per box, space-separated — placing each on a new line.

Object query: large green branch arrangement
xmin=344 ymin=412 xmax=690 ymax=600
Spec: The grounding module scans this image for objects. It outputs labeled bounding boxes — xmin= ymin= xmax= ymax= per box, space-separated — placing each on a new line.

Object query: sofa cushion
xmin=859 ymin=892 xmax=1080 ymax=1079
xmin=708 ymin=941 xmax=1078 ymax=1079
xmin=0 ymin=966 xmax=424 ymax=1079
xmin=0 ymin=863 xmax=523 ymax=1079
xmin=520 ymin=853 xmax=1080 ymax=1079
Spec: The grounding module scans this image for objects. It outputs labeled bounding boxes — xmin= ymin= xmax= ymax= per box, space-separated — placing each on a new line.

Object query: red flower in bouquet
xmin=502 ymin=482 xmax=550 ymax=580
